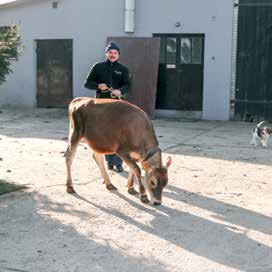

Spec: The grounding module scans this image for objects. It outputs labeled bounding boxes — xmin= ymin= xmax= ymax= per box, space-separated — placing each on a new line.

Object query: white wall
xmin=0 ymin=0 xmax=233 ymax=120
xmin=135 ymin=0 xmax=233 ymax=120
xmin=0 ymin=0 xmax=126 ymax=106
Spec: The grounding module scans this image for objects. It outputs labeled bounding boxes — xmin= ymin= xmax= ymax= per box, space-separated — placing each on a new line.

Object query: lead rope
xmin=102 ymin=87 xmax=123 ymax=100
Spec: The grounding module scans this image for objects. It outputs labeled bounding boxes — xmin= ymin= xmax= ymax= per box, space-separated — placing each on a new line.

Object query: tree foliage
xmin=0 ymin=25 xmax=21 ymax=85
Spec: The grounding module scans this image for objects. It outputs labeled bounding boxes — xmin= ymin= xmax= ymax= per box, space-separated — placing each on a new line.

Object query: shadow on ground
xmin=0 ymin=180 xmax=27 ymax=195
xmin=0 ymin=191 xmax=168 ymax=272
xmin=73 ymin=190 xmax=272 ymax=272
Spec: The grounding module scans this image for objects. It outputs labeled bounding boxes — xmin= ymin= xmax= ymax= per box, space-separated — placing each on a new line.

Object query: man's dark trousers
xmin=105 ymin=154 xmax=122 ymax=167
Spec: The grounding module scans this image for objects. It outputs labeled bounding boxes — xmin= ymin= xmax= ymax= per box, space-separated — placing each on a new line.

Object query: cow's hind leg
xmin=120 ymin=154 xmax=149 ymax=203
xmin=92 ymin=152 xmax=117 ymax=191
xmin=65 ymin=131 xmax=81 ymax=194
xmin=127 ymin=169 xmax=138 ymax=195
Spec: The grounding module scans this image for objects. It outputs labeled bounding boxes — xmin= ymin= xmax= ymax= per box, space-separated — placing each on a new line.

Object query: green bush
xmin=0 ymin=25 xmax=21 ymax=85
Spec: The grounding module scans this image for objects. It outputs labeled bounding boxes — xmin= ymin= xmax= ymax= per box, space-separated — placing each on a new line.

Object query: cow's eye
xmin=151 ymin=180 xmax=156 ymax=188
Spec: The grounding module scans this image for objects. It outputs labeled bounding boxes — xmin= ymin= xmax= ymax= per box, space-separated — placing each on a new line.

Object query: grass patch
xmin=0 ymin=180 xmax=26 ymax=195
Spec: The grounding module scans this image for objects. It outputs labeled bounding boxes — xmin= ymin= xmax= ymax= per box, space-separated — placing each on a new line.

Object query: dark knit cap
xmin=105 ymin=41 xmax=120 ymax=54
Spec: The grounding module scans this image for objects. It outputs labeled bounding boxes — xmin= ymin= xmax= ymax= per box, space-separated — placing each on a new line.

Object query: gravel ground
xmin=0 ymin=108 xmax=271 ymax=272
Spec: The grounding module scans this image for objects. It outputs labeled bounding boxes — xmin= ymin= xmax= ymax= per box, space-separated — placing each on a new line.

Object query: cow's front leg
xmin=92 ymin=152 xmax=117 ymax=191
xmin=120 ymin=154 xmax=149 ymax=203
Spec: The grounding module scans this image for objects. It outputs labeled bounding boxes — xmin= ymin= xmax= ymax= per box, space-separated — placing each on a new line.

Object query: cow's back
xmin=69 ymin=97 xmax=157 ymax=153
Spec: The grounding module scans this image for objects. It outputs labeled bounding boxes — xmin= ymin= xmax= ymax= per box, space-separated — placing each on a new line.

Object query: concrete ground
xmin=0 ymin=108 xmax=271 ymax=272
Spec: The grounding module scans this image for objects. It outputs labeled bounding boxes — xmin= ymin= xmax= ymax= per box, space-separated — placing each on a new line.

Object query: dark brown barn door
xmin=107 ymin=37 xmax=160 ymax=117
xmin=36 ymin=39 xmax=73 ymax=108
xmin=235 ymin=2 xmax=272 ymax=121
xmin=154 ymin=34 xmax=204 ymax=111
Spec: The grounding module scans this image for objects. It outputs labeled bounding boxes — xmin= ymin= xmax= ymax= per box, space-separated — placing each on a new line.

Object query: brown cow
xmin=65 ymin=97 xmax=171 ymax=205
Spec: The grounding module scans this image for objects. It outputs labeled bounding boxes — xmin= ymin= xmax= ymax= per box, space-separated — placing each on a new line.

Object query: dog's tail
xmin=256 ymin=121 xmax=268 ymax=128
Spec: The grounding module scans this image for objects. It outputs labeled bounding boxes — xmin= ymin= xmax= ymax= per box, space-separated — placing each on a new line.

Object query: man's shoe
xmin=107 ymin=163 xmax=114 ymax=170
xmin=115 ymin=165 xmax=123 ymax=173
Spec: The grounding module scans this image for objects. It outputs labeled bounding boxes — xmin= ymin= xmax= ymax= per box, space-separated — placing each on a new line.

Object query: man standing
xmin=84 ymin=41 xmax=129 ymax=172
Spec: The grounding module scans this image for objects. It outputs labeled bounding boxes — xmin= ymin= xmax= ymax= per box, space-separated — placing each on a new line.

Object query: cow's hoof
xmin=67 ymin=186 xmax=76 ymax=194
xmin=106 ymin=183 xmax=117 ymax=191
xmin=140 ymin=195 xmax=150 ymax=204
xmin=128 ymin=187 xmax=138 ymax=195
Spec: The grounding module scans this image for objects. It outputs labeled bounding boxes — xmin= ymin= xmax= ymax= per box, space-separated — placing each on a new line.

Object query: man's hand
xmin=111 ymin=89 xmax=121 ymax=97
xmin=98 ymin=83 xmax=109 ymax=91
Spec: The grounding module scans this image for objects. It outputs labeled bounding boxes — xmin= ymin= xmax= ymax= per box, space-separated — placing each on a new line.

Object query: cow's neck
xmin=142 ymin=146 xmax=162 ymax=168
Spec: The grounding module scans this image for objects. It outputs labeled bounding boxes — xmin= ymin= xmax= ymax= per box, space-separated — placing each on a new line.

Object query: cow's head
xmin=143 ymin=156 xmax=172 ymax=205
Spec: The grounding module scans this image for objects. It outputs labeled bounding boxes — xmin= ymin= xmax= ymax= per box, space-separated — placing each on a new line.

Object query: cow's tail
xmin=64 ymin=102 xmax=85 ymax=159
xmin=68 ymin=104 xmax=85 ymax=138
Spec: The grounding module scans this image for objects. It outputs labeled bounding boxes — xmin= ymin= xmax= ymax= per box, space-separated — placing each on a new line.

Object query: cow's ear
xmin=165 ymin=156 xmax=172 ymax=168
xmin=141 ymin=161 xmax=152 ymax=173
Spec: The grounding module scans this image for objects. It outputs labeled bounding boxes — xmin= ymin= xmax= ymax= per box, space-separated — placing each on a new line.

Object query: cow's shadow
xmin=110 ymin=169 xmax=129 ymax=177
xmin=73 ymin=188 xmax=272 ymax=272
xmin=165 ymin=184 xmax=272 ymax=235
xmin=0 ymin=191 xmax=168 ymax=272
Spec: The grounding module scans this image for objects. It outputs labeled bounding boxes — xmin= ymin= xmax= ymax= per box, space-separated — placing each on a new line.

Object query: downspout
xmin=230 ymin=0 xmax=239 ymax=120
xmin=125 ymin=0 xmax=135 ymax=33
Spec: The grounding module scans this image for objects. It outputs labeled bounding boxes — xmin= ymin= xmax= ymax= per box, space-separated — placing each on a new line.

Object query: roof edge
xmin=0 ymin=0 xmax=51 ymax=9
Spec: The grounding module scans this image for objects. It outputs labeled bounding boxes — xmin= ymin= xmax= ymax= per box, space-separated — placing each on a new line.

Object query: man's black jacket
xmin=84 ymin=59 xmax=129 ymax=99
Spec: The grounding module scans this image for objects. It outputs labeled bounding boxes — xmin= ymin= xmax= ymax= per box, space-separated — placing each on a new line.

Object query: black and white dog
xmin=251 ymin=121 xmax=272 ymax=147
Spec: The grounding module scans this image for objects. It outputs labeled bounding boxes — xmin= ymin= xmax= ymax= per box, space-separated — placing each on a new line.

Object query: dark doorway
xmin=36 ymin=39 xmax=73 ymax=108
xmin=235 ymin=1 xmax=272 ymax=121
xmin=154 ymin=34 xmax=204 ymax=112
xmin=107 ymin=37 xmax=160 ymax=118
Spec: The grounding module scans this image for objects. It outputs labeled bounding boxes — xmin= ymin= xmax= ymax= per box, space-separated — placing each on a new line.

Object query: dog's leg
xmin=253 ymin=134 xmax=259 ymax=146
xmin=250 ymin=133 xmax=255 ymax=145
xmin=262 ymin=135 xmax=268 ymax=147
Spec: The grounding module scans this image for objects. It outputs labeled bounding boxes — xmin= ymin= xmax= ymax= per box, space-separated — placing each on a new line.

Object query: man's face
xmin=106 ymin=49 xmax=120 ymax=62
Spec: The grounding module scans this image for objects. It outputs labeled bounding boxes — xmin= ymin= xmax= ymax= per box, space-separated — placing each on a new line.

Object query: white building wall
xmin=0 ymin=0 xmax=233 ymax=120
xmin=0 ymin=0 xmax=126 ymax=105
xmin=135 ymin=0 xmax=233 ymax=120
